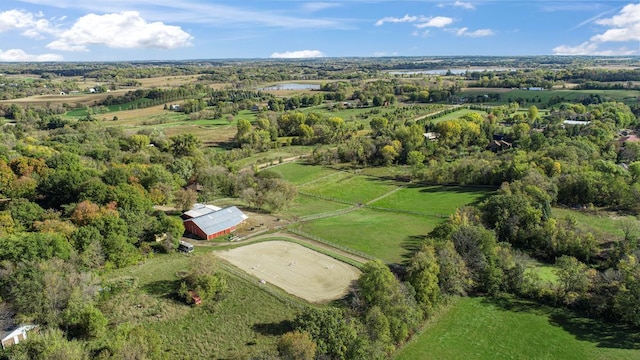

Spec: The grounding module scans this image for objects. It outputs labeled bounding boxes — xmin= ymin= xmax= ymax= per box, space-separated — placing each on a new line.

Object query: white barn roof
xmin=188 ymin=206 xmax=248 ymax=236
xmin=183 ymin=203 xmax=222 ymax=219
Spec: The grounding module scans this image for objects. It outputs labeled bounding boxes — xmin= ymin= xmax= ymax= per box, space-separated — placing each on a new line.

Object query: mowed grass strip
xmin=395 ymin=296 xmax=640 ymax=360
xmin=370 ymin=185 xmax=494 ymax=215
xmin=298 ymin=173 xmax=399 ymax=204
xmin=106 ymin=253 xmax=298 ymax=359
xmin=297 ymin=208 xmax=443 ymax=263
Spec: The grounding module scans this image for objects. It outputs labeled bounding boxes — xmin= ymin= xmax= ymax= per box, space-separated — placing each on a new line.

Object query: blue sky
xmin=0 ymin=0 xmax=639 ymax=61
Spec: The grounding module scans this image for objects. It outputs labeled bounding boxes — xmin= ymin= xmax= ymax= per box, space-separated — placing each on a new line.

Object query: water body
xmin=259 ymin=83 xmax=321 ymax=90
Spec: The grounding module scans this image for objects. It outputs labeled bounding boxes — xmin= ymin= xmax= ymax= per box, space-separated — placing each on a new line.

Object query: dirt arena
xmin=215 ymin=241 xmax=361 ymax=303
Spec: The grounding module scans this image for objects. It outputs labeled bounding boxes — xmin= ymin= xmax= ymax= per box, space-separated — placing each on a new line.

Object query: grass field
xmin=296 ymin=208 xmax=444 ymax=263
xmin=427 ymin=108 xmax=488 ymax=123
xmin=395 ymin=296 xmax=640 ymax=360
xmin=105 ymin=253 xmax=298 ymax=359
xmin=552 ymin=207 xmax=635 ymax=238
xmin=460 ymin=88 xmax=639 ymax=108
xmin=268 ymin=162 xmax=341 ymax=185
xmin=298 ymin=171 xmax=399 ymax=204
xmin=370 ymin=185 xmax=493 ymax=215
xmin=282 ymin=195 xmax=351 ymax=218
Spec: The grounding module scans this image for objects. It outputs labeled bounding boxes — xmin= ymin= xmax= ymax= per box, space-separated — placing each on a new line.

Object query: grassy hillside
xmin=395 ymin=296 xmax=640 ymax=360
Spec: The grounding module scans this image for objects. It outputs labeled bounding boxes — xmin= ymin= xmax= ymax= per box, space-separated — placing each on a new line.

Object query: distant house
xmin=563 ymin=120 xmax=591 ymax=126
xmin=184 ymin=181 xmax=203 ymax=193
xmin=89 ymin=88 xmax=97 ymax=93
xmin=169 ymin=104 xmax=182 ymax=111
xmin=487 ymin=139 xmax=512 ymax=152
xmin=527 ymin=87 xmax=543 ymax=91
xmin=423 ymin=132 xmax=438 ymax=141
xmin=183 ymin=206 xmax=248 ymax=240
xmin=1 ymin=325 xmax=37 ymax=349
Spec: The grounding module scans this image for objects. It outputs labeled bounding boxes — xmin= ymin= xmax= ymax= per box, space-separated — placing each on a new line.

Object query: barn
xmin=183 ymin=206 xmax=248 ymax=240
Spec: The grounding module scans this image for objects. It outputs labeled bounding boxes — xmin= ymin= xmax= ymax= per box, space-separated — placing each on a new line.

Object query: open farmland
xmin=395 ymin=296 xmax=640 ymax=360
xmin=298 ymin=171 xmax=399 ymax=204
xmin=215 ymin=240 xmax=361 ymax=303
xmin=295 ymin=208 xmax=443 ymax=263
xmin=369 ymin=184 xmax=493 ymax=215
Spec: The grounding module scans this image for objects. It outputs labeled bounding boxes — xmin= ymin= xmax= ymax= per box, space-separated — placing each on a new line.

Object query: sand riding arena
xmin=215 ymin=241 xmax=361 ymax=303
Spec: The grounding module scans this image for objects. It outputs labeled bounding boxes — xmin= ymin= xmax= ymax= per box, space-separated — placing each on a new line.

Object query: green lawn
xmin=395 ymin=296 xmax=640 ymax=360
xmin=268 ymin=162 xmax=341 ymax=185
xmin=296 ymin=208 xmax=443 ymax=263
xmin=298 ymin=172 xmax=399 ymax=204
xmin=102 ymin=253 xmax=299 ymax=359
xmin=370 ymin=185 xmax=494 ymax=215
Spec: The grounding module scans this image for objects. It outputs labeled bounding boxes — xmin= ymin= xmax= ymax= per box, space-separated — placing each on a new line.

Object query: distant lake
xmin=259 ymin=83 xmax=321 ymax=90
xmin=387 ymin=68 xmax=516 ymax=75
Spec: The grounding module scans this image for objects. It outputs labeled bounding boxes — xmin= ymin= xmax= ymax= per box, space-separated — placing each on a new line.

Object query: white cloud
xmin=439 ymin=1 xmax=475 ymax=10
xmin=412 ymin=30 xmax=430 ymax=37
xmin=0 ymin=9 xmax=54 ymax=38
xmin=416 ymin=16 xmax=453 ymax=28
xmin=302 ymin=2 xmax=341 ymax=12
xmin=553 ymin=3 xmax=640 ymax=55
xmin=270 ymin=50 xmax=325 ymax=59
xmin=375 ymin=14 xmax=419 ymax=26
xmin=552 ymin=42 xmax=638 ymax=56
xmin=453 ymin=1 xmax=475 ymax=10
xmin=456 ymin=27 xmax=494 ymax=37
xmin=0 ymin=49 xmax=63 ymax=62
xmin=46 ymin=11 xmax=193 ymax=51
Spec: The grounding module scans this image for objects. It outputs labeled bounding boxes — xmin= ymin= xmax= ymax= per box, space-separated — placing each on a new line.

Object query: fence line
xmin=288 ymin=228 xmax=375 ymax=262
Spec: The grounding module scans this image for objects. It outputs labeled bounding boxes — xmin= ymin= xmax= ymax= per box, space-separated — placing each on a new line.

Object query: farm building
xmin=183 ymin=206 xmax=248 ymax=240
xmin=1 ymin=325 xmax=37 ymax=349
xmin=181 ymin=203 xmax=222 ymax=220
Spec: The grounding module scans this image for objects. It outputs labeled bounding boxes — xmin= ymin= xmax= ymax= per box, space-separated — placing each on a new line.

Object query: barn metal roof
xmin=187 ymin=206 xmax=248 ymax=236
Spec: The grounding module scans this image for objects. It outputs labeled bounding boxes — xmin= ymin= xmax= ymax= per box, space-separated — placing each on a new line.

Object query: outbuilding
xmin=1 ymin=325 xmax=37 ymax=349
xmin=183 ymin=206 xmax=248 ymax=240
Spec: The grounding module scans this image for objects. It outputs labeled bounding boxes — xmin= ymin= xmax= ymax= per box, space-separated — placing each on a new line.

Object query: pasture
xmin=104 ymin=252 xmax=298 ymax=359
xmin=369 ymin=184 xmax=493 ymax=215
xmin=215 ymin=240 xmax=361 ymax=303
xmin=296 ymin=208 xmax=445 ymax=263
xmin=297 ymin=171 xmax=399 ymax=204
xmin=395 ymin=296 xmax=640 ymax=360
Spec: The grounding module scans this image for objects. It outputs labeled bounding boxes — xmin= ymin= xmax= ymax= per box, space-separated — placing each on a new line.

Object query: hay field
xmin=215 ymin=241 xmax=361 ymax=303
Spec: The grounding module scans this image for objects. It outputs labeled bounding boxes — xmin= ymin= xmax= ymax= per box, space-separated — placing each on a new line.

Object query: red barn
xmin=183 ymin=206 xmax=248 ymax=240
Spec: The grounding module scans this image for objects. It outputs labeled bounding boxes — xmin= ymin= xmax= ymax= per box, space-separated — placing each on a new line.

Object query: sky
xmin=0 ymin=0 xmax=639 ymax=61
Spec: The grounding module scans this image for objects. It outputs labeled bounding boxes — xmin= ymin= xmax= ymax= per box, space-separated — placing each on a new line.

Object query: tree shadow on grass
xmin=252 ymin=319 xmax=294 ymax=337
xmin=549 ymin=312 xmax=640 ymax=350
xmin=401 ymin=234 xmax=429 ymax=265
xmin=483 ymin=296 xmax=640 ymax=350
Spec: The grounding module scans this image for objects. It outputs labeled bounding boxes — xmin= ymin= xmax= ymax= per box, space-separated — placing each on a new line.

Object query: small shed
xmin=1 ymin=325 xmax=37 ymax=349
